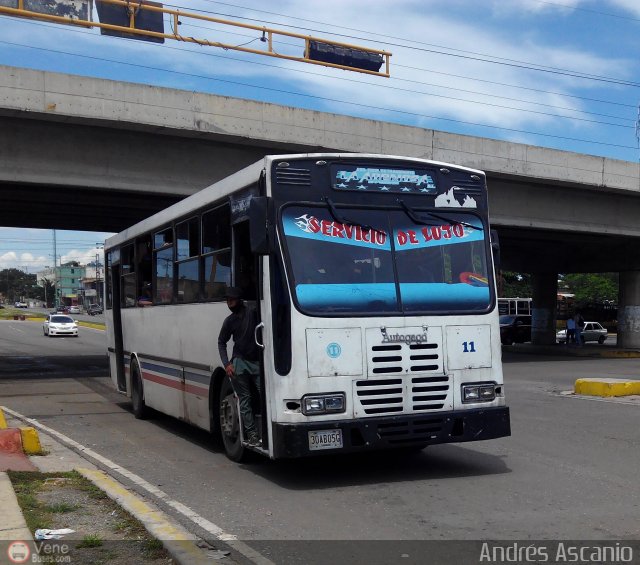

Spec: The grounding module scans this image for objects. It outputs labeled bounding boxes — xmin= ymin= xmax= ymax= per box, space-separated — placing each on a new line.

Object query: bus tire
xmin=131 ymin=359 xmax=148 ymax=420
xmin=218 ymin=375 xmax=248 ymax=462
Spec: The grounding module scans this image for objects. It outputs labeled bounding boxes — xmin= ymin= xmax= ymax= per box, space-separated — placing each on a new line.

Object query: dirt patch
xmin=9 ymin=471 xmax=174 ymax=565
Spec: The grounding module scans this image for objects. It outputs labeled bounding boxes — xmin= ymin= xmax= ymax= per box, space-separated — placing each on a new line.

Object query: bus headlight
xmin=302 ymin=393 xmax=346 ymax=415
xmin=462 ymin=383 xmax=497 ymax=403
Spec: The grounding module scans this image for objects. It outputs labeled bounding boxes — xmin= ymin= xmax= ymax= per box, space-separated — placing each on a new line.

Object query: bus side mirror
xmin=490 ymin=229 xmax=501 ymax=273
xmin=249 ymin=197 xmax=273 ymax=255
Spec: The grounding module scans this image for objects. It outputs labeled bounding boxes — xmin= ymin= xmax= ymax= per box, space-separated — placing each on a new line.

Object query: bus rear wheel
xmin=131 ymin=359 xmax=148 ymax=420
xmin=218 ymin=376 xmax=248 ymax=462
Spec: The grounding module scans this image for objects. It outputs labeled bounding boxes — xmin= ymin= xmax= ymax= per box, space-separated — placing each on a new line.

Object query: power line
xmin=529 ymin=0 xmax=640 ymax=23
xmin=167 ymin=0 xmax=640 ymax=87
xmin=2 ymin=14 xmax=635 ymax=120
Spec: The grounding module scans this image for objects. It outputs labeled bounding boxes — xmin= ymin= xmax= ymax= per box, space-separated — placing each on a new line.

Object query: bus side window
xmin=176 ymin=217 xmax=200 ymax=303
xmin=121 ymin=244 xmax=136 ymax=308
xmin=202 ymin=205 xmax=231 ymax=301
xmin=233 ymin=222 xmax=257 ymax=301
xmin=153 ymin=227 xmax=174 ymax=305
xmin=136 ymin=237 xmax=153 ymax=305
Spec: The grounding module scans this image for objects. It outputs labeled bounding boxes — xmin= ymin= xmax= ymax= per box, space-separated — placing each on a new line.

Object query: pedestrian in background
xmin=566 ymin=316 xmax=575 ymax=345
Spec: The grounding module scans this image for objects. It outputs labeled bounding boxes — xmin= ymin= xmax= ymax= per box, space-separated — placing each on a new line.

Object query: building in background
xmin=55 ymin=262 xmax=85 ymax=307
xmin=80 ymin=260 xmax=104 ymax=309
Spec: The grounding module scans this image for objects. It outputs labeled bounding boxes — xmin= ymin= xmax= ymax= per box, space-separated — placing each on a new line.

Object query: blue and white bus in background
xmin=104 ymin=153 xmax=510 ymax=461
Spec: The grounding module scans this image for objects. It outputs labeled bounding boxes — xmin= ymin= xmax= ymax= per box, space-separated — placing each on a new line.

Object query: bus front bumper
xmin=271 ymin=406 xmax=510 ymax=458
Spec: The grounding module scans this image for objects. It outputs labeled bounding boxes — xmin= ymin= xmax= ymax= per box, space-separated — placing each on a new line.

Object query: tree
xmin=561 ymin=273 xmax=618 ymax=305
xmin=0 ymin=268 xmax=35 ymax=303
xmin=39 ymin=278 xmax=55 ymax=307
xmin=499 ymin=271 xmax=532 ymax=298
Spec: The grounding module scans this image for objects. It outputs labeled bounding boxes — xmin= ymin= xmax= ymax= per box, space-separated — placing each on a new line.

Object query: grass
xmin=45 ymin=501 xmax=79 ymax=513
xmin=76 ymin=534 xmax=103 ymax=548
xmin=0 ymin=308 xmax=37 ymax=320
xmin=0 ymin=308 xmax=105 ymax=330
xmin=8 ymin=470 xmax=170 ymax=562
xmin=142 ymin=538 xmax=166 ymax=559
xmin=8 ymin=471 xmax=78 ymax=532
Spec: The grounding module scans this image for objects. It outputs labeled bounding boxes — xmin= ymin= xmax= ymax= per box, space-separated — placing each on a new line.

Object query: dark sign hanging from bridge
xmin=0 ymin=0 xmax=90 ymax=21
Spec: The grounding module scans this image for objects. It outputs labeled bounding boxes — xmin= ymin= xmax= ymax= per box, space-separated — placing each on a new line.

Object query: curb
xmin=0 ymin=409 xmax=43 ymax=455
xmin=20 ymin=427 xmax=43 ymax=455
xmin=0 ymin=472 xmax=33 ymax=542
xmin=78 ymin=468 xmax=210 ymax=565
xmin=575 ymin=378 xmax=640 ymax=397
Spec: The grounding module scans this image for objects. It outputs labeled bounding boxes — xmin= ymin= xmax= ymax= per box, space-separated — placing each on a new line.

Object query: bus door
xmin=110 ymin=260 xmax=127 ymax=392
xmin=232 ymin=219 xmax=268 ymax=449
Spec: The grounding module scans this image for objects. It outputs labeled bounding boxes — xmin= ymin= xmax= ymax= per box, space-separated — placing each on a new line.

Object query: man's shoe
xmin=246 ymin=433 xmax=262 ymax=447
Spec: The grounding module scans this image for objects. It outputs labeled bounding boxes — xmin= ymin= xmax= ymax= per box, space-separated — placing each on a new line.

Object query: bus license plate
xmin=308 ymin=429 xmax=343 ymax=451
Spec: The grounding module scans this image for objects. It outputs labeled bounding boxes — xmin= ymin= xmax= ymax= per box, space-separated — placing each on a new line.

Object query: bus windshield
xmin=281 ymin=205 xmax=491 ymax=315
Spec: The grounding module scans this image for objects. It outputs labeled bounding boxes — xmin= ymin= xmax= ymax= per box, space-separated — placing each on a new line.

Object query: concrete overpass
xmin=1 ymin=65 xmax=639 ymax=345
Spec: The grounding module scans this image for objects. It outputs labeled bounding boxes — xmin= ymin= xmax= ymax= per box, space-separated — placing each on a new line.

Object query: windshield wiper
xmin=397 ymin=199 xmax=482 ymax=231
xmin=323 ymin=197 xmax=382 ymax=234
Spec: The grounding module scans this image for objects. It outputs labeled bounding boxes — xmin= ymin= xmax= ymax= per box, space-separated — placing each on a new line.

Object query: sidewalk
xmin=0 ymin=408 xmax=239 ymax=565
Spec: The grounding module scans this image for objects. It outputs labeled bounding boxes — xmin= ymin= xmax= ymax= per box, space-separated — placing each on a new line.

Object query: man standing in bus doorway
xmin=217 ymin=287 xmax=262 ymax=447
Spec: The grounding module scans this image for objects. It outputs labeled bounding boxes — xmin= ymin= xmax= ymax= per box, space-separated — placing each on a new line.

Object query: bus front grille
xmin=367 ymin=327 xmax=443 ymax=376
xmin=358 ymin=327 xmax=450 ymax=416
xmin=354 ymin=375 xmax=451 ymax=416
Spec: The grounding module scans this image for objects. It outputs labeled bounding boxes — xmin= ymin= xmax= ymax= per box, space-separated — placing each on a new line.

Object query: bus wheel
xmin=131 ymin=359 xmax=148 ymax=420
xmin=218 ymin=376 xmax=247 ymax=462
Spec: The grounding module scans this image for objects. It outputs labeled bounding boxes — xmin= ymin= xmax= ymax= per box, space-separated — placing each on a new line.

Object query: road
xmin=0 ymin=319 xmax=639 ymax=562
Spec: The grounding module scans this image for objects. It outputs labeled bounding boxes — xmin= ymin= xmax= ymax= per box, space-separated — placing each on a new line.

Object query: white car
xmin=557 ymin=321 xmax=608 ymax=344
xmin=43 ymin=315 xmax=79 ymax=337
xmin=68 ymin=306 xmax=81 ymax=314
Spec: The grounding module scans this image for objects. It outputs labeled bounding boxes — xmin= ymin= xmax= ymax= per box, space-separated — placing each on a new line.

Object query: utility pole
xmin=95 ymin=244 xmax=104 ymax=308
xmin=52 ymin=229 xmax=58 ymax=307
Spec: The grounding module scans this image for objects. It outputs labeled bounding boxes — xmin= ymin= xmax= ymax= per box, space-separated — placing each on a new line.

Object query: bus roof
xmin=104 ymin=153 xmax=486 ymax=249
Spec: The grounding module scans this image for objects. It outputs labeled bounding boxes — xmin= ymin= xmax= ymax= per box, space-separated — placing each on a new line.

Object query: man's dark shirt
xmin=218 ymin=304 xmax=259 ymax=366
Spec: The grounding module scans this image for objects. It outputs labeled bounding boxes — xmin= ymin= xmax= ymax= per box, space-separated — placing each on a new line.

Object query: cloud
xmin=61 ymin=248 xmax=103 ymax=267
xmin=0 ymin=251 xmax=48 ymax=271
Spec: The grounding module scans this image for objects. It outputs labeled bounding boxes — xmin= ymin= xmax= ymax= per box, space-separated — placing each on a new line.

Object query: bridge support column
xmin=617 ymin=271 xmax=640 ymax=348
xmin=531 ymin=272 xmax=557 ymax=345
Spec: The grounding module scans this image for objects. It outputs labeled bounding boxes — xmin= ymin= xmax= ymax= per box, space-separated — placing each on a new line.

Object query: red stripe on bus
xmin=143 ymin=371 xmax=181 ymax=390
xmin=143 ymin=371 xmax=208 ymax=397
xmin=184 ymin=382 xmax=209 ymax=397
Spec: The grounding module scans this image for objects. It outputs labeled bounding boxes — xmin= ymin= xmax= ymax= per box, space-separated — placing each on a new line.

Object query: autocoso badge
xmin=326 ymin=343 xmax=342 ymax=358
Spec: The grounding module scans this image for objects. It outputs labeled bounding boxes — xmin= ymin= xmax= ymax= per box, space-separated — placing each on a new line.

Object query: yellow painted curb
xmin=19 ymin=427 xmax=43 ymax=454
xmin=575 ymin=378 xmax=640 ymax=397
xmin=77 ymin=321 xmax=105 ymax=330
xmin=78 ymin=469 xmax=206 ymax=565
xmin=0 ymin=408 xmax=7 ymax=429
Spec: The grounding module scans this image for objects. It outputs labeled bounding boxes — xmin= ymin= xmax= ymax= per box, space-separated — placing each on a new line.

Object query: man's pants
xmin=232 ymin=358 xmax=261 ymax=438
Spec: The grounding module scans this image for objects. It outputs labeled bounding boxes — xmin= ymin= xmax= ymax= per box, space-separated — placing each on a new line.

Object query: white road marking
xmin=553 ymin=391 xmax=640 ymax=405
xmin=1 ymin=405 xmax=274 ymax=565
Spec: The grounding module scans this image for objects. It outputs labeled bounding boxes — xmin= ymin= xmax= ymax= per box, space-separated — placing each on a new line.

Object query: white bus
xmin=105 ymin=153 xmax=510 ymax=461
xmin=498 ymin=297 xmax=532 ymax=316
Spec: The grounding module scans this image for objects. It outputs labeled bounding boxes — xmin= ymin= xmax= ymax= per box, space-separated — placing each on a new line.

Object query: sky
xmin=1 ymin=0 xmax=640 ymax=272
